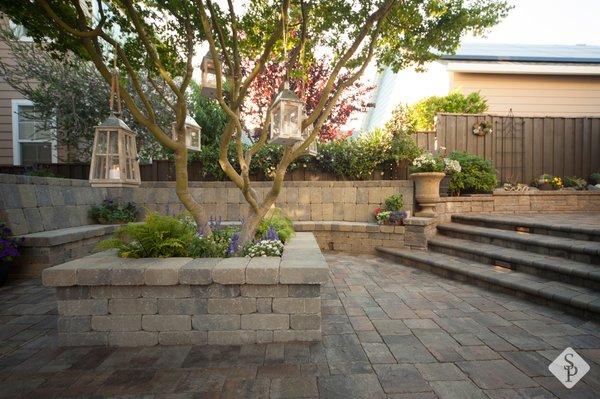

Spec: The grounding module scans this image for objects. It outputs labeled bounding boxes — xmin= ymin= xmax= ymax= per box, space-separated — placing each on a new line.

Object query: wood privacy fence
xmin=0 ymin=160 xmax=409 ymax=181
xmin=415 ymin=113 xmax=600 ymax=184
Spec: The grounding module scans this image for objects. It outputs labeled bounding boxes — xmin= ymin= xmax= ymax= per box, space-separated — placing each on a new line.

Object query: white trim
xmin=443 ymin=61 xmax=600 ymax=76
xmin=11 ymin=99 xmax=58 ymax=165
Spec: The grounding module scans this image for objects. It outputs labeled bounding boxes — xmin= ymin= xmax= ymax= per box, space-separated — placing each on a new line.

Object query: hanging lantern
xmin=89 ymin=63 xmax=140 ymax=187
xmin=201 ymin=52 xmax=217 ymax=98
xmin=270 ymin=82 xmax=304 ymax=145
xmin=89 ymin=114 xmax=141 ymax=187
xmin=172 ymin=114 xmax=201 ymax=151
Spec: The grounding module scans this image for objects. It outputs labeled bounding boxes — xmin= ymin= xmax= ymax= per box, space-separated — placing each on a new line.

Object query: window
xmin=11 ymin=100 xmax=57 ymax=165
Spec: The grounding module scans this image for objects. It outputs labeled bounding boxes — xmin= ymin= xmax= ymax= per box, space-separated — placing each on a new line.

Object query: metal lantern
xmin=89 ymin=114 xmax=141 ymax=187
xmin=269 ymin=82 xmax=304 ymax=145
xmin=89 ymin=63 xmax=140 ymax=187
xmin=200 ymin=52 xmax=217 ymax=98
xmin=172 ymin=114 xmax=201 ymax=151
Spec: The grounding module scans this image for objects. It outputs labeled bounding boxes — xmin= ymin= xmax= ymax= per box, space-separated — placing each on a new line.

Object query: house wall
xmin=450 ymin=72 xmax=600 ymax=117
xmin=0 ymin=17 xmax=27 ymax=165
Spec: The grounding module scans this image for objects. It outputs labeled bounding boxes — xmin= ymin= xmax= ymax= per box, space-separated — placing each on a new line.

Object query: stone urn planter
xmin=410 ymin=172 xmax=446 ymax=217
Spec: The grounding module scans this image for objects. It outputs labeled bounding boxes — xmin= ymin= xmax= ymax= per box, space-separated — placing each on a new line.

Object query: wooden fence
xmin=415 ymin=113 xmax=600 ymax=184
xmin=0 ymin=160 xmax=408 ymax=181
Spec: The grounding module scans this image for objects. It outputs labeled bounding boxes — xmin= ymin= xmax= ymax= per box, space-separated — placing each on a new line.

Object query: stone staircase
xmin=376 ymin=214 xmax=600 ymax=318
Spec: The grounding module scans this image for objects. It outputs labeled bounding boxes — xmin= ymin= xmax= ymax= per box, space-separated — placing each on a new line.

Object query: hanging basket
xmin=472 ymin=121 xmax=493 ymax=137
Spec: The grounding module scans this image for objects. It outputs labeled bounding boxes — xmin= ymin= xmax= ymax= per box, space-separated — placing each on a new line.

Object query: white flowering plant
xmin=443 ymin=158 xmax=461 ymax=174
xmin=409 ymin=152 xmax=445 ymax=173
xmin=243 ymin=239 xmax=284 ymax=257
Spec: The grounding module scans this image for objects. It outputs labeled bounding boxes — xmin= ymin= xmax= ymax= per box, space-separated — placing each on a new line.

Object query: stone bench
xmin=293 ymin=218 xmax=435 ymax=253
xmin=42 ymin=232 xmax=329 ymax=347
xmin=14 ymin=224 xmax=120 ymax=278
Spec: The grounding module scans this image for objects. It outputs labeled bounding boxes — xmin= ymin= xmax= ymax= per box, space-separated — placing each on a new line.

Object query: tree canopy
xmin=0 ymin=0 xmax=511 ymax=243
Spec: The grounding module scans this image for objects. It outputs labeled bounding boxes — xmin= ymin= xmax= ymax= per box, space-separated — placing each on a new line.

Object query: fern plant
xmin=96 ymin=212 xmax=197 ymax=258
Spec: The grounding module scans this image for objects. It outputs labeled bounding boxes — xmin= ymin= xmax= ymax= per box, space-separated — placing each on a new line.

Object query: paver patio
xmin=0 ymin=252 xmax=599 ymax=398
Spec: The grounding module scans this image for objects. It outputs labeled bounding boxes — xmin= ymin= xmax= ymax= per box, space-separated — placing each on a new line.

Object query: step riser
xmin=451 ymin=218 xmax=600 ymax=242
xmin=438 ymin=229 xmax=600 ymax=265
xmin=377 ymin=250 xmax=600 ymax=321
xmin=428 ymin=243 xmax=600 ymax=291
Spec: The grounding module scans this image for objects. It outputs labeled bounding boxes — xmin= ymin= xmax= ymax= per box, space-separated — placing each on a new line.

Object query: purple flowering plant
xmin=263 ymin=225 xmax=280 ymax=241
xmin=0 ymin=222 xmax=22 ymax=262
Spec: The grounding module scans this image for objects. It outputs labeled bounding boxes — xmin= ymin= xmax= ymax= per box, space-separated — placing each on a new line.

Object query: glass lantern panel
xmin=107 ymin=155 xmax=120 ymax=180
xmin=125 ymin=157 xmax=133 ymax=180
xmin=189 ymin=128 xmax=200 ymax=148
xmin=96 ymin=130 xmax=107 ymax=154
xmin=202 ymin=59 xmax=217 ymax=89
xmin=271 ymin=107 xmax=282 ymax=138
xmin=108 ymin=130 xmax=119 ymax=155
xmin=282 ymin=103 xmax=300 ymax=139
xmin=94 ymin=155 xmax=107 ymax=179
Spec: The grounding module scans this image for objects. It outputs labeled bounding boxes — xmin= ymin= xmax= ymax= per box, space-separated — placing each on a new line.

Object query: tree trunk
xmin=174 ymin=148 xmax=212 ymax=235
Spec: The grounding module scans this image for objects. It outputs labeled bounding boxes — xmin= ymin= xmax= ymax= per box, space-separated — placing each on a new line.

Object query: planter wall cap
xmin=212 ymin=257 xmax=250 ymax=285
xmin=403 ymin=217 xmax=437 ymax=226
xmin=42 ymin=257 xmax=89 ymax=287
xmin=111 ymin=258 xmax=158 ymax=286
xmin=43 ymin=232 xmax=328 ymax=287
xmin=145 ymin=258 xmax=192 ymax=286
xmin=246 ymin=257 xmax=280 ymax=285
xmin=180 ymin=258 xmax=219 ymax=285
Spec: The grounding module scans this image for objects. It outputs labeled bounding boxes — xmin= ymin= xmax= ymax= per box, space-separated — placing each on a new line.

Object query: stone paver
xmin=0 ymin=252 xmax=599 ymax=398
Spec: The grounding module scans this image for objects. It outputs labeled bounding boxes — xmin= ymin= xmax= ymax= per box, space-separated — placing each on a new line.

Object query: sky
xmin=355 ymin=0 xmax=600 ymax=131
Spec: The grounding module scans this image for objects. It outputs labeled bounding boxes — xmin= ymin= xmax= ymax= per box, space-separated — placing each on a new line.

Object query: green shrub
xmin=96 ymin=212 xmax=197 ymax=258
xmin=394 ymin=91 xmax=488 ymax=132
xmin=383 ymin=194 xmax=403 ymax=211
xmin=256 ymin=209 xmax=294 ymax=243
xmin=90 ymin=199 xmax=138 ymax=223
xmin=589 ymin=172 xmax=600 ymax=185
xmin=448 ymin=151 xmax=497 ymax=195
xmin=188 ymin=234 xmax=229 ymax=257
xmin=564 ymin=176 xmax=587 ymax=190
xmin=317 ymin=129 xmax=420 ymax=179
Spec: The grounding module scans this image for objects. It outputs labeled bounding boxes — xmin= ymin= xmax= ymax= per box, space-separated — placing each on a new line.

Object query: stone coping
xmin=17 ymin=224 xmax=121 ymax=247
xmin=492 ymin=189 xmax=600 ymax=196
xmin=293 ymin=217 xmax=433 ymax=233
xmin=42 ymin=232 xmax=328 ymax=288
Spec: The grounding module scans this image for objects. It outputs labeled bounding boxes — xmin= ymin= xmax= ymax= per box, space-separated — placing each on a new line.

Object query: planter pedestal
xmin=410 ymin=172 xmax=446 ymax=217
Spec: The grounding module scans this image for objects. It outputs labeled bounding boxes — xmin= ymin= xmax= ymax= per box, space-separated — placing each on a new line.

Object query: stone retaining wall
xmin=434 ymin=190 xmax=600 ymax=222
xmin=294 ymin=218 xmax=434 ymax=253
xmin=0 ymin=174 xmax=413 ymax=235
xmin=42 ymin=233 xmax=328 ymax=347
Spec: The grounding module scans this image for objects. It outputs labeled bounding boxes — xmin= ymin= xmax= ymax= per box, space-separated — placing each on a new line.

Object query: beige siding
xmin=450 ymin=72 xmax=600 ymax=117
xmin=0 ymin=17 xmax=27 ymax=165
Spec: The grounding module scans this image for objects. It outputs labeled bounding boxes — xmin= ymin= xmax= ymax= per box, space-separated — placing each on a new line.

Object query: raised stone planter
xmin=42 ymin=232 xmax=328 ymax=347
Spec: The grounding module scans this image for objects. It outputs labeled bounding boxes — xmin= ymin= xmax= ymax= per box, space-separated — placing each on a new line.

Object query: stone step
xmin=428 ymin=236 xmax=600 ymax=290
xmin=437 ymin=223 xmax=600 ymax=265
xmin=375 ymin=246 xmax=600 ymax=319
xmin=451 ymin=213 xmax=600 ymax=242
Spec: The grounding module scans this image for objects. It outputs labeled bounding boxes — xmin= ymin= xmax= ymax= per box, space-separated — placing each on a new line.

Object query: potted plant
xmin=532 ymin=174 xmax=562 ymax=191
xmin=373 ymin=193 xmax=409 ymax=225
xmin=409 ymin=153 xmax=446 ymax=217
xmin=0 ymin=222 xmax=22 ymax=285
xmin=90 ymin=199 xmax=139 ymax=224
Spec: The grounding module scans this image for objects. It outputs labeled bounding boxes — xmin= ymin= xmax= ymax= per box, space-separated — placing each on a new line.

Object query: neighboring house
xmin=361 ymin=43 xmax=600 ymax=132
xmin=0 ymin=17 xmax=56 ymax=166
